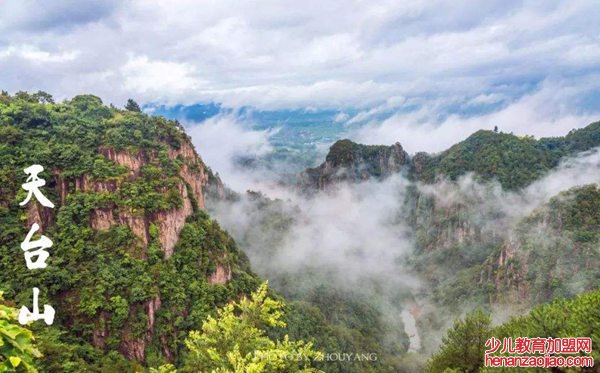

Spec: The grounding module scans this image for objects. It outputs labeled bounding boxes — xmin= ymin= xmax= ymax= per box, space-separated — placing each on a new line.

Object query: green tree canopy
xmin=183 ymin=282 xmax=324 ymax=373
xmin=426 ymin=309 xmax=491 ymax=373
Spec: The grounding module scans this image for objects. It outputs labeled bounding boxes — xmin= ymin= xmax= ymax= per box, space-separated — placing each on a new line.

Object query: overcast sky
xmin=0 ymin=0 xmax=598 ymax=108
xmin=1 ymin=0 xmax=600 ymax=163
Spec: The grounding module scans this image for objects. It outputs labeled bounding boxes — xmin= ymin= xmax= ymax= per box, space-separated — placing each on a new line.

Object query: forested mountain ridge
xmin=292 ymin=120 xmax=600 ymax=311
xmin=0 ymin=91 xmax=424 ymax=373
xmin=302 ymin=121 xmax=600 ymax=191
xmin=417 ymin=123 xmax=600 ymax=189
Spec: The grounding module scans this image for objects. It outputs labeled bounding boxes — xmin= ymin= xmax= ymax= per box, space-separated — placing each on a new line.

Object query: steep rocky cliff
xmin=0 ymin=92 xmax=257 ymax=370
xmin=486 ymin=184 xmax=600 ymax=304
xmin=298 ymin=139 xmax=409 ymax=190
xmin=409 ymin=182 xmax=600 ymax=313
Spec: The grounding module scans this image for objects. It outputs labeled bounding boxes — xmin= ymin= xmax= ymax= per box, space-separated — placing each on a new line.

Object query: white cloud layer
xmin=0 ymin=0 xmax=599 ymax=114
xmin=350 ymin=78 xmax=600 ymax=153
xmin=186 ymin=115 xmax=275 ymax=191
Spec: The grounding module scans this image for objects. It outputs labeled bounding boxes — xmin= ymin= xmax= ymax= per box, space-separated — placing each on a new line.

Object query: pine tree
xmin=125 ymin=98 xmax=141 ymax=112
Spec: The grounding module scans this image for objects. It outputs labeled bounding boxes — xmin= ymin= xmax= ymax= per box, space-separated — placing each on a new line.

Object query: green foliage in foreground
xmin=426 ymin=310 xmax=491 ymax=373
xmin=428 ymin=289 xmax=600 ymax=372
xmin=182 ymin=282 xmax=323 ymax=373
xmin=0 ymin=293 xmax=41 ymax=372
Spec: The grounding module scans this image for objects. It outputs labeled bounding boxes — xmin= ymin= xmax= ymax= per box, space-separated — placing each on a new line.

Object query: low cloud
xmin=0 ymin=45 xmax=79 ymax=63
xmin=186 ymin=115 xmax=276 ymax=191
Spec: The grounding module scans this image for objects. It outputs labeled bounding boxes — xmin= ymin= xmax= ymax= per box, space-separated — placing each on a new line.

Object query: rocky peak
xmin=299 ymin=139 xmax=410 ymax=190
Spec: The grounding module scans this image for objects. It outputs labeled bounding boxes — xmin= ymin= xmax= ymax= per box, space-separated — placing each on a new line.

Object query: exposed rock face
xmin=209 ymin=263 xmax=232 ymax=285
xmin=168 ymin=141 xmax=210 ymax=209
xmin=25 ymin=201 xmax=54 ymax=232
xmin=92 ymin=312 xmax=109 ymax=349
xmin=299 ymin=139 xmax=410 ymax=190
xmin=75 ymin=175 xmax=117 ymax=193
xmin=119 ymin=295 xmax=163 ymax=362
xmin=147 ymin=296 xmax=161 ymax=332
xmin=118 ymin=211 xmax=149 ymax=248
xmin=120 ymin=319 xmax=145 ymax=362
xmin=152 ymin=182 xmax=193 ymax=258
xmin=481 ymin=185 xmax=600 ymax=305
xmin=98 ymin=146 xmax=145 ymax=176
xmin=179 ymin=163 xmax=208 ymax=209
xmin=489 ymin=238 xmax=528 ymax=303
xmin=90 ymin=207 xmax=149 ymax=247
xmin=80 ymin=143 xmax=214 ymax=249
xmin=474 ymin=235 xmax=529 ymax=305
xmin=53 ymin=170 xmax=69 ymax=205
xmin=412 ymin=192 xmax=486 ymax=253
xmin=78 ymin=140 xmax=213 ymax=258
xmin=90 ymin=208 xmax=116 ymax=231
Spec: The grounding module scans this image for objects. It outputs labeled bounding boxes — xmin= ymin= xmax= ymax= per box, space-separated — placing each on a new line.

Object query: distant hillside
xmin=259 ymin=120 xmax=600 ymax=365
xmin=413 ymin=183 xmax=600 ymax=307
xmin=420 ymin=122 xmax=600 ymax=189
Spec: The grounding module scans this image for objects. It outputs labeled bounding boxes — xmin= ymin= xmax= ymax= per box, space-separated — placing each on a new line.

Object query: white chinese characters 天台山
xmin=18 ymin=164 xmax=55 ymax=326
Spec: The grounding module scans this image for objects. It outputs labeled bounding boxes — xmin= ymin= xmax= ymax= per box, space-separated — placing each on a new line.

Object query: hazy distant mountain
xmin=299 ymin=121 xmax=600 ymax=190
